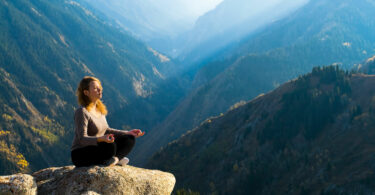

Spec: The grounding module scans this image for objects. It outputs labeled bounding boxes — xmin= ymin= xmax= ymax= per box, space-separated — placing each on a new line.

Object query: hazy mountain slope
xmin=85 ymin=0 xmax=221 ymax=40
xmin=84 ymin=0 xmax=309 ymax=61
xmin=235 ymin=0 xmax=375 ymax=55
xmin=148 ymin=66 xmax=375 ymax=194
xmin=177 ymin=0 xmax=308 ymax=62
xmin=84 ymin=0 xmax=179 ymax=40
xmin=132 ymin=0 xmax=375 ymax=165
xmin=84 ymin=0 xmax=223 ymax=58
xmin=0 ymin=0 xmax=184 ymax=174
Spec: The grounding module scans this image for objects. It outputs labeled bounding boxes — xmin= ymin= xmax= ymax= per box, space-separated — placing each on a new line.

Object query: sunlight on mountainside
xmin=148 ymin=47 xmax=170 ymax=63
xmin=342 ymin=42 xmax=351 ymax=47
xmin=152 ymin=65 xmax=165 ymax=79
xmin=67 ymin=0 xmax=98 ymax=20
xmin=58 ymin=34 xmax=69 ymax=47
xmin=30 ymin=7 xmax=42 ymax=17
xmin=107 ymin=42 xmax=116 ymax=54
xmin=132 ymin=73 xmax=153 ymax=98
xmin=367 ymin=55 xmax=375 ymax=63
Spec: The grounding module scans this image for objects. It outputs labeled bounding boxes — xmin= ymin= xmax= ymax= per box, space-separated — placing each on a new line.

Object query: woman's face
xmin=84 ymin=81 xmax=102 ymax=102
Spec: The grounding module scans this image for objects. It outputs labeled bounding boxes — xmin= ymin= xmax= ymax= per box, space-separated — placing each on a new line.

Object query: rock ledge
xmin=1 ymin=166 xmax=175 ymax=195
xmin=0 ymin=174 xmax=37 ymax=195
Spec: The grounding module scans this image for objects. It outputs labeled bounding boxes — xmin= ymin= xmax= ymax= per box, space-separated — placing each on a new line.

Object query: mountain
xmin=84 ymin=0 xmax=190 ymax=40
xmin=83 ymin=0 xmax=309 ymax=61
xmin=85 ymin=0 xmax=223 ymax=39
xmin=83 ymin=0 xmax=223 ymax=57
xmin=0 ymin=0 xmax=185 ymax=174
xmin=148 ymin=66 xmax=375 ymax=194
xmin=176 ymin=0 xmax=309 ymax=62
xmin=132 ymin=0 xmax=375 ymax=165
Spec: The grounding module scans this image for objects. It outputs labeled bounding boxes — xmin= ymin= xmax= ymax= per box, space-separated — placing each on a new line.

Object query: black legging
xmin=71 ymin=134 xmax=135 ymax=167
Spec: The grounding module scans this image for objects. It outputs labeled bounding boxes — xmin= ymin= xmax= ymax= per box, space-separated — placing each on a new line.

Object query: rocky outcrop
xmin=0 ymin=165 xmax=175 ymax=195
xmin=32 ymin=165 xmax=176 ymax=195
xmin=0 ymin=174 xmax=37 ymax=195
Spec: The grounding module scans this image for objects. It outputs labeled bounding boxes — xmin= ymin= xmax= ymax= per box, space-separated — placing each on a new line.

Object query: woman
xmin=71 ymin=76 xmax=145 ymax=167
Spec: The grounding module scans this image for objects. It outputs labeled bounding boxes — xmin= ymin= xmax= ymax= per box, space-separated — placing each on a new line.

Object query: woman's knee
xmin=126 ymin=135 xmax=136 ymax=148
xmin=117 ymin=134 xmax=136 ymax=145
xmin=128 ymin=134 xmax=135 ymax=144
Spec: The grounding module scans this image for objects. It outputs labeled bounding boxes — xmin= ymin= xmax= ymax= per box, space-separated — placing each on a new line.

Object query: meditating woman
xmin=71 ymin=76 xmax=144 ymax=167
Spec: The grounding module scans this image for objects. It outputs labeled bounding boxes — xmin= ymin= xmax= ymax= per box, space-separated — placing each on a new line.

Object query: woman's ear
xmin=83 ymin=90 xmax=89 ymax=96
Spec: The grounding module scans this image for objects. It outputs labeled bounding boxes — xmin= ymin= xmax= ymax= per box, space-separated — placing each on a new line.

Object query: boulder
xmin=0 ymin=174 xmax=37 ymax=195
xmin=32 ymin=165 xmax=176 ymax=195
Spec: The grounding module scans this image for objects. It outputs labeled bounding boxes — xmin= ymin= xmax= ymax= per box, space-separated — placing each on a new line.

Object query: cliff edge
xmin=0 ymin=165 xmax=175 ymax=195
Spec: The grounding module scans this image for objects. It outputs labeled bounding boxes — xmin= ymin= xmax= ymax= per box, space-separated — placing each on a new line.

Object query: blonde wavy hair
xmin=76 ymin=76 xmax=108 ymax=115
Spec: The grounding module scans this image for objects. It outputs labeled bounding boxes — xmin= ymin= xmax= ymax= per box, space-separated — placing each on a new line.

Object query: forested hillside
xmin=0 ymin=0 xmax=185 ymax=174
xmin=149 ymin=66 xmax=375 ymax=194
xmin=133 ymin=0 xmax=375 ymax=165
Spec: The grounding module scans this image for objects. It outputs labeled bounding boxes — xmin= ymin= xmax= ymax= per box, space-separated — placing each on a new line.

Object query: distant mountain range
xmin=148 ymin=65 xmax=375 ymax=194
xmin=132 ymin=0 xmax=375 ymax=165
xmin=176 ymin=0 xmax=309 ymax=62
xmin=0 ymin=0 xmax=185 ymax=174
xmin=84 ymin=0 xmax=193 ymax=40
xmin=84 ymin=0 xmax=309 ymax=61
xmin=83 ymin=0 xmax=221 ymax=59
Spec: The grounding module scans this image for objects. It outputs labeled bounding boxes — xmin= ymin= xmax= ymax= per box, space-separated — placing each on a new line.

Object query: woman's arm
xmin=75 ymin=108 xmax=98 ymax=146
xmin=106 ymin=127 xmax=128 ymax=136
xmin=106 ymin=127 xmax=145 ymax=137
xmin=103 ymin=117 xmax=144 ymax=137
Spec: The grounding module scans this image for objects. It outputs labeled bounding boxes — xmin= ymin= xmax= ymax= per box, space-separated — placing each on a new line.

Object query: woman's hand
xmin=97 ymin=134 xmax=115 ymax=143
xmin=127 ymin=129 xmax=145 ymax=138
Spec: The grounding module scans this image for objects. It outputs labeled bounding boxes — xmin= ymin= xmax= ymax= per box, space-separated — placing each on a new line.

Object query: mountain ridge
xmin=148 ymin=66 xmax=375 ymax=194
xmin=133 ymin=0 xmax=375 ymax=165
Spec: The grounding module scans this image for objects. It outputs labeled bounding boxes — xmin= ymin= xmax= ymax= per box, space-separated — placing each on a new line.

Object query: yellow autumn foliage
xmin=0 ymin=130 xmax=11 ymax=136
xmin=0 ymin=141 xmax=30 ymax=171
xmin=43 ymin=116 xmax=52 ymax=123
xmin=30 ymin=126 xmax=58 ymax=143
xmin=2 ymin=113 xmax=13 ymax=121
xmin=16 ymin=154 xmax=29 ymax=168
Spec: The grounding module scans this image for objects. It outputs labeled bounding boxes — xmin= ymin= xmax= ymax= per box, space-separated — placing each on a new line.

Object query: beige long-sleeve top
xmin=71 ymin=107 xmax=127 ymax=151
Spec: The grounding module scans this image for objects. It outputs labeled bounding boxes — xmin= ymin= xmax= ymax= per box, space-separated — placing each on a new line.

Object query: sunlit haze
xmin=84 ymin=0 xmax=309 ymax=55
xmin=178 ymin=0 xmax=224 ymax=19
